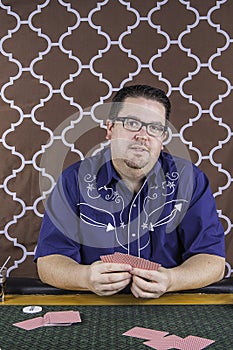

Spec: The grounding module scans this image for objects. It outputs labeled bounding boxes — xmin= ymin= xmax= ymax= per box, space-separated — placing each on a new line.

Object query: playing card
xmin=143 ymin=334 xmax=183 ymax=350
xmin=101 ymin=252 xmax=160 ymax=270
xmin=43 ymin=311 xmax=81 ymax=325
xmin=13 ymin=317 xmax=44 ymax=330
xmin=123 ymin=326 xmax=215 ymax=350
xmin=122 ymin=326 xmax=168 ymax=340
xmin=175 ymin=335 xmax=215 ymax=350
xmin=100 ymin=254 xmax=115 ymax=263
xmin=13 ymin=310 xmax=82 ymax=330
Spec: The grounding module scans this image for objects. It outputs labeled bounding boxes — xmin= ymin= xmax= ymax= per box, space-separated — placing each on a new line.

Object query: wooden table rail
xmin=1 ymin=293 xmax=233 ymax=305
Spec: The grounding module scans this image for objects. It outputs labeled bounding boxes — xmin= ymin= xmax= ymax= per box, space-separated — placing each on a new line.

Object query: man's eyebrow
xmin=124 ymin=115 xmax=163 ymax=125
xmin=122 ymin=114 xmax=139 ymax=119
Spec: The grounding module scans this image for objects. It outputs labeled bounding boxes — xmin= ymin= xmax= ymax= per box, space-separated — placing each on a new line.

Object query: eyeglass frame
xmin=111 ymin=117 xmax=168 ymax=137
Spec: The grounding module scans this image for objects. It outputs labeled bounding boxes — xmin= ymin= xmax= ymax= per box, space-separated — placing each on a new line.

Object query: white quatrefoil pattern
xmin=0 ymin=0 xmax=232 ymax=278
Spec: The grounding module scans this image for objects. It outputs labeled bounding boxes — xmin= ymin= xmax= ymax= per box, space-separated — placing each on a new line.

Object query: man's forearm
xmin=167 ymin=254 xmax=225 ymax=292
xmin=37 ymin=255 xmax=89 ymax=290
xmin=37 ymin=255 xmax=133 ymax=296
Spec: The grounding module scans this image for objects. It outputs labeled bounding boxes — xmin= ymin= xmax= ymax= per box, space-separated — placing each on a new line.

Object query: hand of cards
xmin=100 ymin=252 xmax=161 ymax=270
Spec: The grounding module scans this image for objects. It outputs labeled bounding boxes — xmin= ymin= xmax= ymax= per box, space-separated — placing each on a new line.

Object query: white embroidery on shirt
xmin=139 ymin=235 xmax=151 ymax=251
xmin=79 ymin=171 xmax=187 ymax=255
xmin=98 ymin=185 xmax=125 ymax=225
xmin=148 ymin=200 xmax=188 ymax=231
xmin=162 ymin=172 xmax=179 ymax=196
xmin=84 ymin=173 xmax=127 ymax=229
xmin=78 ymin=203 xmax=117 ymax=232
xmin=84 ymin=174 xmax=100 ymax=199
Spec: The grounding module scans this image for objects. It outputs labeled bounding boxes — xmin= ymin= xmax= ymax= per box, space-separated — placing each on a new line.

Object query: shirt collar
xmin=96 ymin=148 xmax=120 ymax=189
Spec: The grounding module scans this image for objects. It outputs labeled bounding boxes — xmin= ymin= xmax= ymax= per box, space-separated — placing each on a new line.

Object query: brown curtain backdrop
xmin=0 ymin=0 xmax=232 ymax=278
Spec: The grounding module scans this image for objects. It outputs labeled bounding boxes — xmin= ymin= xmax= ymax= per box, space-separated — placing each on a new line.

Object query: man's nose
xmin=135 ymin=126 xmax=149 ymax=140
xmin=136 ymin=125 xmax=148 ymax=136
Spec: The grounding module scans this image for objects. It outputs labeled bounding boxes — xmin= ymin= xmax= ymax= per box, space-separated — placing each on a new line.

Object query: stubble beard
xmin=124 ymin=158 xmax=148 ymax=170
xmin=111 ymin=140 xmax=157 ymax=179
xmin=114 ymin=152 xmax=154 ymax=181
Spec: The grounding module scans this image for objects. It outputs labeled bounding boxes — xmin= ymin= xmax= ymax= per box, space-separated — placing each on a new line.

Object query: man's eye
xmin=127 ymin=119 xmax=140 ymax=128
xmin=150 ymin=124 xmax=162 ymax=132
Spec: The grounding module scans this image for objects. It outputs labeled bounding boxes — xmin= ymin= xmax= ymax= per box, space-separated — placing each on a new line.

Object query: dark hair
xmin=109 ymin=85 xmax=171 ymax=122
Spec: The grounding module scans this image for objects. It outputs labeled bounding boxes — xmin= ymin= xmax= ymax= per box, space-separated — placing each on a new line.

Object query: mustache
xmin=128 ymin=141 xmax=150 ymax=152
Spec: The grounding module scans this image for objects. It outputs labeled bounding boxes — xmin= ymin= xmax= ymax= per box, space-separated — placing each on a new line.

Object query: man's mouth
xmin=129 ymin=144 xmax=150 ymax=153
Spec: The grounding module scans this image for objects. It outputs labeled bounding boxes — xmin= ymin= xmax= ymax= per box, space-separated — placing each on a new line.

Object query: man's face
xmin=106 ymin=97 xmax=167 ymax=180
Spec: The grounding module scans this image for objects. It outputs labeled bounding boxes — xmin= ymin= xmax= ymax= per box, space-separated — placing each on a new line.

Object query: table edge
xmin=1 ymin=293 xmax=233 ymax=305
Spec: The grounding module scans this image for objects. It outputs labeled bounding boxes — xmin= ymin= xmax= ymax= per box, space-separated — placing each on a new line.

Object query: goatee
xmin=124 ymin=159 xmax=145 ymax=169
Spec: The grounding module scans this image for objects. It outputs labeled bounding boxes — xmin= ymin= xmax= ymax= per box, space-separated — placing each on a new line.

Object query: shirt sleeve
xmin=34 ymin=166 xmax=82 ymax=263
xmin=178 ymin=167 xmax=225 ymax=260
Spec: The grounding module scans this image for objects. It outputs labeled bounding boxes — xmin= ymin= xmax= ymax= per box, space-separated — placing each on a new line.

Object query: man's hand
xmin=130 ymin=266 xmax=171 ymax=299
xmin=37 ymin=254 xmax=225 ymax=297
xmin=86 ymin=261 xmax=132 ymax=296
xmin=130 ymin=254 xmax=225 ymax=299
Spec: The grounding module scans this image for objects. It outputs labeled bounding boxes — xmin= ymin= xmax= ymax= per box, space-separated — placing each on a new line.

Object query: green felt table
xmin=0 ymin=294 xmax=233 ymax=350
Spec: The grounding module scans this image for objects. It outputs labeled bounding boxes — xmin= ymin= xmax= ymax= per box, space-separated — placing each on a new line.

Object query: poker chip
xmin=23 ymin=306 xmax=43 ymax=314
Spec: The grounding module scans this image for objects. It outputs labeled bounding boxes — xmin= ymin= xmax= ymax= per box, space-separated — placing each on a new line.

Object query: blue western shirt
xmin=35 ymin=148 xmax=225 ymax=267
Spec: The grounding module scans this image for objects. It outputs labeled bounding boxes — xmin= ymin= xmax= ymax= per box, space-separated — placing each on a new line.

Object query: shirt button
xmin=132 ymin=233 xmax=136 ymax=237
xmin=133 ymin=204 xmax=136 ymax=207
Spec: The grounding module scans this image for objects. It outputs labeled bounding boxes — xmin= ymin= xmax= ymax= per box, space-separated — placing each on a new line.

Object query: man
xmin=35 ymin=85 xmax=225 ymax=298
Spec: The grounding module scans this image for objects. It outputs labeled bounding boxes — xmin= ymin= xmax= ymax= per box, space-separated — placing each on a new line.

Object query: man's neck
xmin=121 ymin=176 xmax=144 ymax=193
xmin=113 ymin=162 xmax=146 ymax=193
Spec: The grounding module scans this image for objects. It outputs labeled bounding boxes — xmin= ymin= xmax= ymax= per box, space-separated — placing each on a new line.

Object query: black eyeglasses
xmin=113 ymin=117 xmax=167 ymax=137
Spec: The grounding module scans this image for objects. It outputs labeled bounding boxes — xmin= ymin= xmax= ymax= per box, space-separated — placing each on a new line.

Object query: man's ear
xmin=106 ymin=119 xmax=114 ymax=140
xmin=161 ymin=130 xmax=169 ymax=150
xmin=162 ymin=130 xmax=168 ymax=143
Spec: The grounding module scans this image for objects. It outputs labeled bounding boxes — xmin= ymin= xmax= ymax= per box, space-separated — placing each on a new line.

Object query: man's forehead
xmin=118 ymin=98 xmax=166 ymax=120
